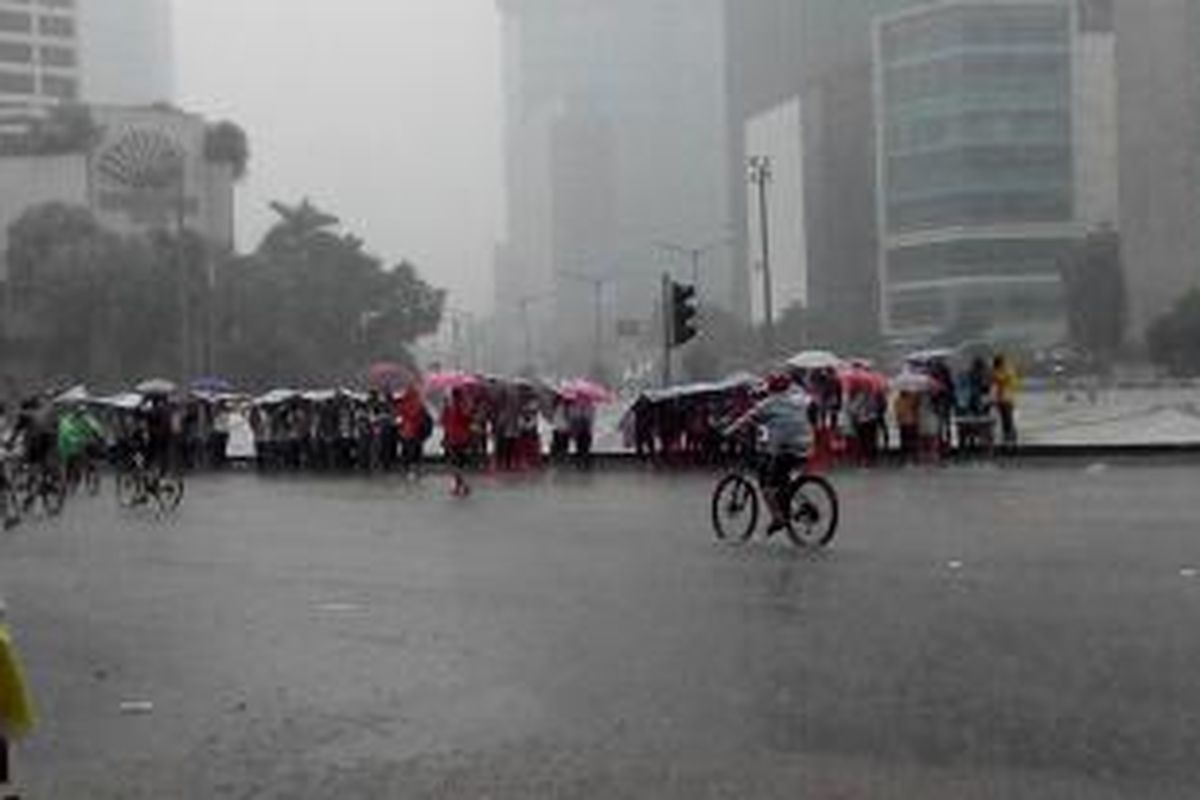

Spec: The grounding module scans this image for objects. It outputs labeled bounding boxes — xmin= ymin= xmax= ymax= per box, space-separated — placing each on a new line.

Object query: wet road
xmin=3 ymin=462 xmax=1200 ymax=798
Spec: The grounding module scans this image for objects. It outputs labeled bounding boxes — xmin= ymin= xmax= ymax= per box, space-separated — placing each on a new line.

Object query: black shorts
xmin=759 ymin=451 xmax=803 ymax=492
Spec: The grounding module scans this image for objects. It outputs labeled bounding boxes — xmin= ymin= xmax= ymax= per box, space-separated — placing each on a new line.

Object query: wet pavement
xmin=3 ymin=463 xmax=1200 ymax=798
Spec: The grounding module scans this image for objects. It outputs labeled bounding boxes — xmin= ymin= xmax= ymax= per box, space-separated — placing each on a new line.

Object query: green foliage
xmin=203 ymin=121 xmax=250 ymax=180
xmin=1147 ymin=289 xmax=1200 ymax=377
xmin=5 ymin=199 xmax=446 ymax=390
xmin=6 ymin=203 xmax=186 ymax=385
xmin=1059 ymin=228 xmax=1127 ymax=360
xmin=213 ymin=199 xmax=445 ymax=388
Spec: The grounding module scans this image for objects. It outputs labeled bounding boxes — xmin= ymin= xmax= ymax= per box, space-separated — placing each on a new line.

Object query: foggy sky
xmin=173 ymin=0 xmax=504 ymax=314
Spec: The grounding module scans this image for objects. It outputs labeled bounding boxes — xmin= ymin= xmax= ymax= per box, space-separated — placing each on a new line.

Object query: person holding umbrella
xmin=441 ymin=388 xmax=473 ymax=497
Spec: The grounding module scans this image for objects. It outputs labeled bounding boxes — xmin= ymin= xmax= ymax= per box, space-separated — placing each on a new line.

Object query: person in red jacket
xmin=441 ymin=388 xmax=473 ymax=496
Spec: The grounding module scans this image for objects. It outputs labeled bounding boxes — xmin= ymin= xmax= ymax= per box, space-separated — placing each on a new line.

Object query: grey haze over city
xmin=175 ymin=0 xmax=505 ymax=315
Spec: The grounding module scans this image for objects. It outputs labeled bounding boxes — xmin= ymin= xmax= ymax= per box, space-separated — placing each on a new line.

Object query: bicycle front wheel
xmin=784 ymin=475 xmax=840 ymax=548
xmin=154 ymin=474 xmax=184 ymax=513
xmin=711 ymin=473 xmax=759 ymax=543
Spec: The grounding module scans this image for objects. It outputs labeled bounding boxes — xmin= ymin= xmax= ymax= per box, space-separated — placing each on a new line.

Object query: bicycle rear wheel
xmin=783 ymin=475 xmax=839 ymax=548
xmin=154 ymin=474 xmax=184 ymax=513
xmin=40 ymin=468 xmax=66 ymax=517
xmin=711 ymin=473 xmax=759 ymax=543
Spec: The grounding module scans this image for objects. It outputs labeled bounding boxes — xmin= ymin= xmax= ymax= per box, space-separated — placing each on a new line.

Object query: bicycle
xmin=115 ymin=453 xmax=184 ymax=513
xmin=711 ymin=451 xmax=840 ymax=548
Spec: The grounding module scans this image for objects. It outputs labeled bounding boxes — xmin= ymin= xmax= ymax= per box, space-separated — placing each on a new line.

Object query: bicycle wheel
xmin=783 ymin=475 xmax=840 ymax=548
xmin=40 ymin=468 xmax=66 ymax=517
xmin=154 ymin=474 xmax=184 ymax=513
xmin=115 ymin=470 xmax=141 ymax=508
xmin=711 ymin=473 xmax=759 ymax=543
xmin=84 ymin=463 xmax=101 ymax=497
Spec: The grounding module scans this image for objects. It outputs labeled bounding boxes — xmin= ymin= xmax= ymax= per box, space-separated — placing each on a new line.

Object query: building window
xmin=39 ymin=44 xmax=74 ymax=67
xmin=0 ymin=10 xmax=32 ymax=33
xmin=0 ymin=41 xmax=32 ymax=64
xmin=0 ymin=69 xmax=35 ymax=94
xmin=39 ymin=72 xmax=75 ymax=99
xmin=37 ymin=14 xmax=73 ymax=38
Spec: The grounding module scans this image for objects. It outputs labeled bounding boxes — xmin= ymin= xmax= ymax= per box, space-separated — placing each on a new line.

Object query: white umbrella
xmin=905 ymin=348 xmax=955 ymax=366
xmin=95 ymin=392 xmax=144 ymax=410
xmin=787 ymin=350 xmax=844 ymax=371
xmin=892 ymin=370 xmax=935 ymax=393
xmin=53 ymin=385 xmax=90 ymax=404
xmin=135 ymin=378 xmax=177 ymax=395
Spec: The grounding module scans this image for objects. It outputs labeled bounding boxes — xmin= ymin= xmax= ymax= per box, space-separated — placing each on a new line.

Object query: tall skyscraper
xmin=494 ymin=0 xmax=731 ymax=375
xmin=1114 ymin=0 xmax=1200 ymax=337
xmin=874 ymin=1 xmax=1091 ymax=344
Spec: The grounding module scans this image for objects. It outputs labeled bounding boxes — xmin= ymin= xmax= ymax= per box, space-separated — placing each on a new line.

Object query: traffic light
xmin=671 ymin=281 xmax=698 ymax=347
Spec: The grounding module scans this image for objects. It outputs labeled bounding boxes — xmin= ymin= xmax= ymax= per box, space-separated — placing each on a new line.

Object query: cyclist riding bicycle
xmin=57 ymin=405 xmax=104 ymax=487
xmin=725 ymin=373 xmax=813 ymax=534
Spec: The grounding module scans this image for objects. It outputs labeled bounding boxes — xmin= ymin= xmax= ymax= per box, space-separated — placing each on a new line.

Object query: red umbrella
xmin=425 ymin=370 xmax=480 ymax=393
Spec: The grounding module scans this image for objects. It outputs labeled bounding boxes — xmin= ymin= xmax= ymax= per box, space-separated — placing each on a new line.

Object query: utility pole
xmin=653 ymin=237 xmax=732 ymax=296
xmin=748 ymin=156 xmax=775 ymax=358
xmin=661 ymin=272 xmax=672 ymax=387
xmin=174 ymin=155 xmax=191 ymax=382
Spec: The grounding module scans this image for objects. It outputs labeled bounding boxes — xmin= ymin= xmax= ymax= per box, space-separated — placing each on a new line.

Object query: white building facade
xmin=0 ymin=0 xmax=82 ymax=123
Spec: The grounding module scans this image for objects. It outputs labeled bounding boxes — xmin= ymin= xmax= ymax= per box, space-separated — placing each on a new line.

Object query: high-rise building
xmin=494 ymin=0 xmax=731 ymax=375
xmin=0 ymin=0 xmax=83 ymax=119
xmin=727 ymin=0 xmax=1121 ymax=351
xmin=875 ymin=1 xmax=1099 ymax=344
xmin=1114 ymin=0 xmax=1200 ymax=338
xmin=725 ymin=0 xmax=921 ymax=351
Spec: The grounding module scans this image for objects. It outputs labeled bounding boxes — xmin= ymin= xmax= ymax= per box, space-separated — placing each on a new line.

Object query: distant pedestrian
xmin=992 ymin=354 xmax=1020 ymax=448
xmin=441 ymin=388 xmax=473 ymax=497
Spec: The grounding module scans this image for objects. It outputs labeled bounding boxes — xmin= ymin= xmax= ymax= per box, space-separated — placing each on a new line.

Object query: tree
xmin=1147 ymin=289 xmax=1200 ymax=377
xmin=1059 ymin=228 xmax=1127 ymax=361
xmin=203 ymin=121 xmax=250 ymax=180
xmin=5 ymin=203 xmax=186 ymax=385
xmin=213 ymin=199 xmax=446 ymax=388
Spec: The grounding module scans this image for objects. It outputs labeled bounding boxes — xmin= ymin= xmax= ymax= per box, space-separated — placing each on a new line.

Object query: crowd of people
xmin=621 ymin=352 xmax=1022 ymax=469
xmin=0 ymin=350 xmax=1024 ymax=504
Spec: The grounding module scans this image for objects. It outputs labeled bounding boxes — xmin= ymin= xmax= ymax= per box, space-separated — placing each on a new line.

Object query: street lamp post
xmin=556 ymin=269 xmax=612 ymax=372
xmin=748 ymin=155 xmax=775 ymax=358
xmin=652 ymin=237 xmax=732 ymax=291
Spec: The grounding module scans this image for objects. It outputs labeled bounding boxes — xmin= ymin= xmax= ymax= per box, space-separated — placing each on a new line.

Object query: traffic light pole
xmin=661 ymin=272 xmax=672 ymax=388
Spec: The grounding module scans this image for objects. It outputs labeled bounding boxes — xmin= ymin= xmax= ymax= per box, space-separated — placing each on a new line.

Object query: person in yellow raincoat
xmin=0 ymin=599 xmax=36 ymax=792
xmin=992 ymin=353 xmax=1021 ymax=447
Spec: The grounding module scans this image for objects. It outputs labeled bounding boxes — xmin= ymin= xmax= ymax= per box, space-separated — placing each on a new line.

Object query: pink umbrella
xmin=559 ymin=378 xmax=615 ymax=404
xmin=368 ymin=361 xmax=416 ymax=390
xmin=425 ymin=371 xmax=480 ymax=392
